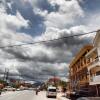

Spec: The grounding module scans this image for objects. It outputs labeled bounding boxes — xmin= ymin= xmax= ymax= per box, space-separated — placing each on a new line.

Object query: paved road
xmin=0 ymin=90 xmax=58 ymax=100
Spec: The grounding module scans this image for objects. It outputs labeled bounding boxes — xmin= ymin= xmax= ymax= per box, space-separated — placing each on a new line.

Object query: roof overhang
xmin=85 ymin=47 xmax=97 ymax=58
xmin=93 ymin=30 xmax=100 ymax=46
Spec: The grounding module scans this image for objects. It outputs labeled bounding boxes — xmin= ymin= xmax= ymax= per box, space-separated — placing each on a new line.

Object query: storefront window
xmin=96 ymin=71 xmax=100 ymax=76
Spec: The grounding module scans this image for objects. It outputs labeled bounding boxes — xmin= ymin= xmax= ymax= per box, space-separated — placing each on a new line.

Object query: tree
xmin=59 ymin=80 xmax=67 ymax=88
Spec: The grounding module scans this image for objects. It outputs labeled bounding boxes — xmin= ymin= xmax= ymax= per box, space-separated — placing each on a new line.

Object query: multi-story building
xmin=86 ymin=31 xmax=100 ymax=96
xmin=69 ymin=45 xmax=93 ymax=92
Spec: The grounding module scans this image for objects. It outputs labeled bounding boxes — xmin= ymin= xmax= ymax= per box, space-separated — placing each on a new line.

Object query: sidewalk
xmin=1 ymin=91 xmax=14 ymax=96
xmin=57 ymin=93 xmax=70 ymax=100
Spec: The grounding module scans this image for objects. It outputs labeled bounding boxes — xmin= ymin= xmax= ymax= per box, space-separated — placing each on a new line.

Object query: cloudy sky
xmin=0 ymin=0 xmax=100 ymax=82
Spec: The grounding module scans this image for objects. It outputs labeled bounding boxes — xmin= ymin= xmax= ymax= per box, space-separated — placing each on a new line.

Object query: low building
xmin=0 ymin=83 xmax=4 ymax=89
xmin=69 ymin=45 xmax=93 ymax=92
xmin=86 ymin=30 xmax=100 ymax=96
xmin=47 ymin=77 xmax=60 ymax=86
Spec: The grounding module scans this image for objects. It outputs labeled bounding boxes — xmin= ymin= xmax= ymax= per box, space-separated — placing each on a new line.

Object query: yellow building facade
xmin=69 ymin=45 xmax=93 ymax=91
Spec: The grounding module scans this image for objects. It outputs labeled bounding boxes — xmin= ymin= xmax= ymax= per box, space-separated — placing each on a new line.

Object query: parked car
xmin=66 ymin=91 xmax=76 ymax=99
xmin=67 ymin=89 xmax=94 ymax=100
xmin=57 ymin=89 xmax=61 ymax=93
xmin=77 ymin=97 xmax=91 ymax=100
xmin=74 ymin=90 xmax=94 ymax=98
xmin=77 ymin=97 xmax=100 ymax=100
xmin=16 ymin=88 xmax=21 ymax=91
xmin=3 ymin=86 xmax=16 ymax=91
xmin=46 ymin=86 xmax=57 ymax=98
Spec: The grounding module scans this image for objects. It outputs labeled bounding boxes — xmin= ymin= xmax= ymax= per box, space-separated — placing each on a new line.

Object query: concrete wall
xmin=94 ymin=32 xmax=100 ymax=61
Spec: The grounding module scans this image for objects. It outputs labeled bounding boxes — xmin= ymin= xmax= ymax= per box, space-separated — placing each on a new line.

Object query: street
xmin=0 ymin=90 xmax=61 ymax=100
xmin=0 ymin=0 xmax=100 ymax=100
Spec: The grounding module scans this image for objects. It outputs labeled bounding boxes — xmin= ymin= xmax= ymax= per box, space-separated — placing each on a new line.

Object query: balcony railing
xmin=88 ymin=58 xmax=99 ymax=66
xmin=90 ymin=75 xmax=100 ymax=85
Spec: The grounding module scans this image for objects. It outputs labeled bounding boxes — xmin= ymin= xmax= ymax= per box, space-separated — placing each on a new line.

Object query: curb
xmin=57 ymin=96 xmax=70 ymax=100
xmin=57 ymin=96 xmax=69 ymax=100
xmin=57 ymin=97 xmax=62 ymax=100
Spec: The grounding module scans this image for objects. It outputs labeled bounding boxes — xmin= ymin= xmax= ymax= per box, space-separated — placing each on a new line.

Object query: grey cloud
xmin=0 ymin=0 xmax=97 ymax=82
xmin=3 ymin=44 xmax=72 ymax=64
xmin=17 ymin=62 xmax=68 ymax=81
xmin=32 ymin=0 xmax=59 ymax=12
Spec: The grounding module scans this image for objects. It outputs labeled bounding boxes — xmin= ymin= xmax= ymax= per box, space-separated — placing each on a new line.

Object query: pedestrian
xmin=36 ymin=88 xmax=39 ymax=95
xmin=0 ymin=89 xmax=2 ymax=95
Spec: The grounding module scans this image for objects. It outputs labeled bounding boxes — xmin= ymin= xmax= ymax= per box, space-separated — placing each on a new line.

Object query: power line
xmin=0 ymin=30 xmax=98 ymax=49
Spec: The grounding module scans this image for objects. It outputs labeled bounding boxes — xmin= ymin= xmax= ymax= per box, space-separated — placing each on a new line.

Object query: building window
xmin=90 ymin=58 xmax=93 ymax=62
xmin=87 ymin=58 xmax=90 ymax=64
xmin=96 ymin=71 xmax=100 ymax=76
xmin=90 ymin=76 xmax=93 ymax=82
xmin=77 ymin=62 xmax=80 ymax=69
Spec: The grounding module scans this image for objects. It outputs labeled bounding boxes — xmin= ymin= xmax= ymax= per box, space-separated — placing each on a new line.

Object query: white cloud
xmin=34 ymin=25 xmax=88 ymax=42
xmin=45 ymin=0 xmax=84 ymax=28
xmin=86 ymin=13 xmax=100 ymax=31
xmin=0 ymin=11 xmax=29 ymax=31
xmin=0 ymin=0 xmax=99 ymax=82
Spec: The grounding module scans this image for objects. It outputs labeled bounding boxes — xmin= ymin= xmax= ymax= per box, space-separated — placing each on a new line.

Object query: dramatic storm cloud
xmin=0 ymin=0 xmax=100 ymax=82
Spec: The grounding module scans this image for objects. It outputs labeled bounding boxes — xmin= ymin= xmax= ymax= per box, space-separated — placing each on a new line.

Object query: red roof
xmin=0 ymin=84 xmax=4 ymax=88
xmin=48 ymin=77 xmax=60 ymax=82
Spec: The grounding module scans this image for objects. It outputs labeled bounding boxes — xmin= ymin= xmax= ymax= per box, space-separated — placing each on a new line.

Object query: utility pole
xmin=3 ymin=68 xmax=9 ymax=84
xmin=3 ymin=68 xmax=6 ymax=81
xmin=5 ymin=69 xmax=9 ymax=83
xmin=53 ymin=73 xmax=56 ymax=87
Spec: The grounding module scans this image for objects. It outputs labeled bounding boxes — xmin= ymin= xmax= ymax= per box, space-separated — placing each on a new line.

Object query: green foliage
xmin=11 ymin=84 xmax=19 ymax=88
xmin=59 ymin=80 xmax=67 ymax=88
xmin=0 ymin=80 xmax=6 ymax=84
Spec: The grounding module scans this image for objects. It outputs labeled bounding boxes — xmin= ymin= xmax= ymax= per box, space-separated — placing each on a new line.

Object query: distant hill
xmin=32 ymin=81 xmax=44 ymax=88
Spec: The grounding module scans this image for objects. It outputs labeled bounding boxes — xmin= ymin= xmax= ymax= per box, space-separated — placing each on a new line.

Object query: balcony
xmin=90 ymin=75 xmax=100 ymax=85
xmin=79 ymin=77 xmax=89 ymax=84
xmin=88 ymin=58 xmax=100 ymax=70
xmin=85 ymin=47 xmax=100 ymax=70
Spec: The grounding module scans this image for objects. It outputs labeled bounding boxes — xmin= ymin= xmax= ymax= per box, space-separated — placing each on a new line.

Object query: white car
xmin=4 ymin=86 xmax=16 ymax=91
xmin=46 ymin=86 xmax=57 ymax=98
